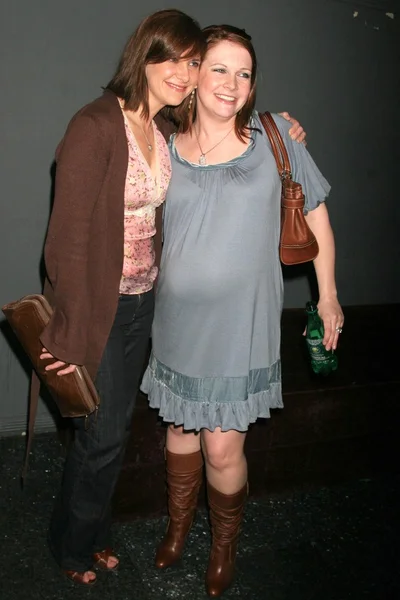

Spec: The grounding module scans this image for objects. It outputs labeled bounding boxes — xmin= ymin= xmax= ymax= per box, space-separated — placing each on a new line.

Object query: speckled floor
xmin=1 ymin=433 xmax=399 ymax=600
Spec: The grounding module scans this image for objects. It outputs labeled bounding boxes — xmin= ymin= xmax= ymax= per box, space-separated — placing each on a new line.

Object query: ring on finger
xmin=335 ymin=326 xmax=343 ymax=333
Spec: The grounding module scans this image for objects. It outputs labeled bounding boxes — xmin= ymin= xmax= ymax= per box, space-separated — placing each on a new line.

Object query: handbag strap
xmin=21 ymin=370 xmax=41 ymax=481
xmin=259 ymin=112 xmax=292 ymax=181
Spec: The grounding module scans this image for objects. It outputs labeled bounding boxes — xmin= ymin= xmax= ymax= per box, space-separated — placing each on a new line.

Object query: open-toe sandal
xmin=93 ymin=548 xmax=119 ymax=571
xmin=63 ymin=570 xmax=97 ymax=586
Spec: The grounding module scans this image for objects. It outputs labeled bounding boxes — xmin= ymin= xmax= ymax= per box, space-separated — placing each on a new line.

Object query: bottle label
xmin=306 ymin=339 xmax=330 ymax=361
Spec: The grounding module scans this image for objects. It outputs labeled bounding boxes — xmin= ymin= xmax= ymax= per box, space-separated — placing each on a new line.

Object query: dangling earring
xmin=188 ymin=88 xmax=196 ymax=111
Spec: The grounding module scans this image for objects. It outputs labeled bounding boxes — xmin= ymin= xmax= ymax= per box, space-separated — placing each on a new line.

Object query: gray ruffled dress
xmin=141 ymin=112 xmax=330 ymax=432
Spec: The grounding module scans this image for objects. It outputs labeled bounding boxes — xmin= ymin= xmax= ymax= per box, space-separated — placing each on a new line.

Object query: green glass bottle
xmin=305 ymin=301 xmax=338 ymax=375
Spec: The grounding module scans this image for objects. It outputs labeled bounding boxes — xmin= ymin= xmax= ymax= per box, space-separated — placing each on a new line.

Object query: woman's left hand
xmin=317 ymin=296 xmax=344 ymax=351
xmin=39 ymin=347 xmax=77 ymax=375
xmin=279 ymin=112 xmax=306 ymax=144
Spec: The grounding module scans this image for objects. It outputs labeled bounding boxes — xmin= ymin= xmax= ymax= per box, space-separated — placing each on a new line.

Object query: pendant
xmin=199 ymin=154 xmax=207 ymax=165
xmin=148 ymin=144 xmax=153 ymax=152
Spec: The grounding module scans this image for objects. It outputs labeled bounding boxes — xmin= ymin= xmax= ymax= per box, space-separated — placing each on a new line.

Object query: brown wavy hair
xmin=106 ymin=9 xmax=206 ymax=121
xmin=176 ymin=24 xmax=257 ymax=140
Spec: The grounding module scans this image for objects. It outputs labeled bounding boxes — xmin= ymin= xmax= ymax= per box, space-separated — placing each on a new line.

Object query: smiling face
xmin=145 ymin=55 xmax=200 ymax=114
xmin=196 ymin=40 xmax=253 ymax=121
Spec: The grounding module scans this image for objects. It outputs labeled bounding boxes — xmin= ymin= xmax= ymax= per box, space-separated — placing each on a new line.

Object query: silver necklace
xmin=194 ymin=126 xmax=234 ymax=165
xmin=139 ymin=122 xmax=153 ymax=152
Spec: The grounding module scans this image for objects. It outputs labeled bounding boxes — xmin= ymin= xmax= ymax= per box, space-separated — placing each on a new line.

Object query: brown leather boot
xmin=155 ymin=450 xmax=204 ymax=569
xmin=205 ymin=482 xmax=248 ymax=597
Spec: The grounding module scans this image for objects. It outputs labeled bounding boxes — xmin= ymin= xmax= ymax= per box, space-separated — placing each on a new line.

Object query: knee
xmin=89 ymin=413 xmax=130 ymax=457
xmin=203 ymin=445 xmax=243 ymax=473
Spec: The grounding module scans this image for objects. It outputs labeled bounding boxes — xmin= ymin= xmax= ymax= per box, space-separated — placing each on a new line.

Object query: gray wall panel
xmin=1 ymin=0 xmax=398 ymax=433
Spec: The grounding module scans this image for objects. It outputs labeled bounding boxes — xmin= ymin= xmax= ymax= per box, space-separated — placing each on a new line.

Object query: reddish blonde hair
xmin=176 ymin=24 xmax=257 ymax=140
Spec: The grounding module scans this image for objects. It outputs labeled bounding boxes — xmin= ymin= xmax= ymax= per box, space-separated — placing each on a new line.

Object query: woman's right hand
xmin=40 ymin=348 xmax=77 ymax=376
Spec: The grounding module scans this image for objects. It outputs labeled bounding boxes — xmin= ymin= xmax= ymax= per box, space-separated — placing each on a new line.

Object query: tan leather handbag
xmin=259 ymin=112 xmax=319 ymax=265
xmin=2 ymin=293 xmax=99 ymax=418
xmin=2 ymin=294 xmax=100 ymax=476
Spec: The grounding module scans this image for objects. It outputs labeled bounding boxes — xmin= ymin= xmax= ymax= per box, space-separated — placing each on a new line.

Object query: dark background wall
xmin=1 ymin=0 xmax=398 ymax=434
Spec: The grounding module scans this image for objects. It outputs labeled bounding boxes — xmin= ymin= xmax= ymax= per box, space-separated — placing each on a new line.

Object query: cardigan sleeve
xmin=40 ymin=112 xmax=110 ymax=365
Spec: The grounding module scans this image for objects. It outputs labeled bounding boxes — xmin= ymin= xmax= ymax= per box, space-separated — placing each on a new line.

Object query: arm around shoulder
xmin=271 ymin=114 xmax=331 ymax=213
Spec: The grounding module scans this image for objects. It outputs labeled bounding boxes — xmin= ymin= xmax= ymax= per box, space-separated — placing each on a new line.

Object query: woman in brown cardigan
xmin=39 ymin=9 xmax=305 ymax=587
xmin=39 ymin=9 xmax=205 ymax=586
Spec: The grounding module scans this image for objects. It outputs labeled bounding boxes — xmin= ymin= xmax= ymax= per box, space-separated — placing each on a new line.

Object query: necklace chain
xmin=194 ymin=126 xmax=233 ymax=165
xmin=118 ymin=98 xmax=153 ymax=152
xmin=139 ymin=123 xmax=153 ymax=152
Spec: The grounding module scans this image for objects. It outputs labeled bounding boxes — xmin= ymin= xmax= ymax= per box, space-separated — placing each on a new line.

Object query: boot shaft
xmin=206 ymin=482 xmax=248 ymax=596
xmin=207 ymin=482 xmax=248 ymax=544
xmin=155 ymin=450 xmax=204 ymax=570
xmin=165 ymin=450 xmax=204 ymax=520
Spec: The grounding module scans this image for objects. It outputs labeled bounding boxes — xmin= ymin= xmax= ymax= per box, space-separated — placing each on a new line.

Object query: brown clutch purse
xmin=2 ymin=294 xmax=99 ymax=418
xmin=259 ymin=111 xmax=319 ymax=265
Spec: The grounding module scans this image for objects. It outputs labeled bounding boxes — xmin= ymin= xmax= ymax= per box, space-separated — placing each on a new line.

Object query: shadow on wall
xmin=0 ymin=317 xmax=62 ymax=433
xmin=1 ymin=159 xmax=61 ymax=435
xmin=282 ymin=260 xmax=319 ymax=301
xmin=37 ymin=160 xmax=57 ymax=286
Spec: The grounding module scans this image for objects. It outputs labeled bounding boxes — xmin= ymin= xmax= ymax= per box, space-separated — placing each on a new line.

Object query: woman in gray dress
xmin=142 ymin=24 xmax=344 ymax=597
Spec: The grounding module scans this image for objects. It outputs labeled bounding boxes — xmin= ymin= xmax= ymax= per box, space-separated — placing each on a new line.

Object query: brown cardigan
xmin=40 ymin=90 xmax=175 ymax=379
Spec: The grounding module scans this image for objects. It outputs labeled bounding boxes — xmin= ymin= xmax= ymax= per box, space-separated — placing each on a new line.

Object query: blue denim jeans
xmin=48 ymin=290 xmax=154 ymax=571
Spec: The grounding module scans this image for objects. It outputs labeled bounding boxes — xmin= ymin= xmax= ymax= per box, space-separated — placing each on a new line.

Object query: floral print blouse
xmin=119 ymin=112 xmax=171 ymax=295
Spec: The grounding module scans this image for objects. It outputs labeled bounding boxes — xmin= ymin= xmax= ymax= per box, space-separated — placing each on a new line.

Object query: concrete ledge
xmin=0 ymin=412 xmax=56 ymax=436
